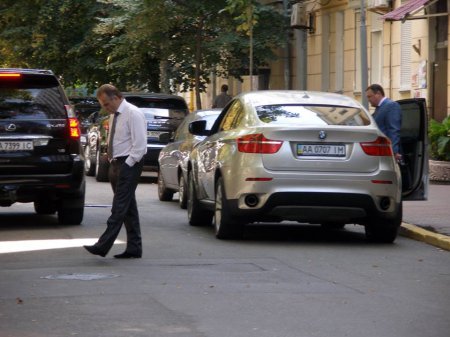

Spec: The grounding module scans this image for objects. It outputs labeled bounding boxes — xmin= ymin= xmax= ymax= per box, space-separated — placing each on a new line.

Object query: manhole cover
xmin=42 ymin=273 xmax=119 ymax=281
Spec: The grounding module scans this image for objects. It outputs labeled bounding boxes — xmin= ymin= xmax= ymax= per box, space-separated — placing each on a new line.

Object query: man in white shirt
xmin=84 ymin=84 xmax=147 ymax=258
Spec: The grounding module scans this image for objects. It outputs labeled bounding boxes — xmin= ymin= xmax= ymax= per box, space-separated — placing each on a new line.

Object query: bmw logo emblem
xmin=318 ymin=131 xmax=327 ymax=140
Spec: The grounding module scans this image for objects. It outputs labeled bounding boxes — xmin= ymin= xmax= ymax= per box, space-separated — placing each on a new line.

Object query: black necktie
xmin=373 ymin=106 xmax=380 ymax=117
xmin=107 ymin=112 xmax=119 ymax=160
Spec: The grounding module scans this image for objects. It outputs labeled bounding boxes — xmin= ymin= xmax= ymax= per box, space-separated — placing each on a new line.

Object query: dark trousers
xmin=94 ymin=157 xmax=144 ymax=255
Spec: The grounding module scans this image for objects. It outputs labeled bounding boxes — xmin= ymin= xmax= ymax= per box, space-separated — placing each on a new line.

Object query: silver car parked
xmin=186 ymin=91 xmax=428 ymax=242
xmin=158 ymin=109 xmax=221 ymax=208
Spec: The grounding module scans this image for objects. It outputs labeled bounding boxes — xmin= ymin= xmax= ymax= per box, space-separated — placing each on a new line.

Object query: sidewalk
xmin=401 ymin=182 xmax=450 ymax=251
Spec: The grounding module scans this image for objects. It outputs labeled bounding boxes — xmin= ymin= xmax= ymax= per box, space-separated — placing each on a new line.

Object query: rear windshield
xmin=126 ymin=96 xmax=188 ymax=112
xmin=0 ymin=74 xmax=66 ymax=119
xmin=256 ymin=104 xmax=370 ymax=126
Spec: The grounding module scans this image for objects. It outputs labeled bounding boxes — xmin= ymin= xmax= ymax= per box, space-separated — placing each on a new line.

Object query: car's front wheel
xmin=214 ymin=177 xmax=244 ymax=240
xmin=84 ymin=144 xmax=96 ymax=176
xmin=158 ymin=170 xmax=174 ymax=201
xmin=187 ymin=170 xmax=213 ymax=226
xmin=178 ymin=174 xmax=187 ymax=209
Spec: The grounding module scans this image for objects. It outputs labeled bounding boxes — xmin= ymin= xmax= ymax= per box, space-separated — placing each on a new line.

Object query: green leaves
xmin=429 ymin=116 xmax=450 ymax=161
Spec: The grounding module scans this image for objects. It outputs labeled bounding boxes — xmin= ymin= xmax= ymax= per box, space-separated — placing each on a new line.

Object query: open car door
xmin=397 ymin=98 xmax=428 ymax=200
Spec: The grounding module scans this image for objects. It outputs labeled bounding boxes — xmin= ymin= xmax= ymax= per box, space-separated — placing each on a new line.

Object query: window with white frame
xmin=354 ymin=11 xmax=361 ymax=93
xmin=400 ymin=20 xmax=412 ymax=91
xmin=335 ymin=11 xmax=344 ymax=93
xmin=321 ymin=13 xmax=330 ymax=91
xmin=370 ymin=12 xmax=383 ymax=85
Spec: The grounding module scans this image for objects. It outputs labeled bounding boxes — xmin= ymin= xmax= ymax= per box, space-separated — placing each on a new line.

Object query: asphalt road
xmin=0 ymin=176 xmax=449 ymax=337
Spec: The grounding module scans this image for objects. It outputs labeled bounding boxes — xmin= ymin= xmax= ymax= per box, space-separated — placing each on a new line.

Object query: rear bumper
xmin=0 ymin=157 xmax=85 ymax=205
xmin=227 ymin=192 xmax=401 ymax=224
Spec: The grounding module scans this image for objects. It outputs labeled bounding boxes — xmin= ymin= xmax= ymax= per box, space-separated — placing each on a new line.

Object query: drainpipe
xmin=283 ymin=0 xmax=291 ymax=89
xmin=360 ymin=0 xmax=369 ymax=109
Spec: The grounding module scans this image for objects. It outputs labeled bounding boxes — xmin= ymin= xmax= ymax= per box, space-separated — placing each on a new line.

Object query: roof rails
xmin=0 ymin=68 xmax=54 ymax=75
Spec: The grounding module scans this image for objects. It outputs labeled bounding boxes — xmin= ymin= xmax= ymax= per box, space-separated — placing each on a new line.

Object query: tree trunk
xmin=194 ymin=19 xmax=204 ymax=110
xmin=159 ymin=60 xmax=170 ymax=94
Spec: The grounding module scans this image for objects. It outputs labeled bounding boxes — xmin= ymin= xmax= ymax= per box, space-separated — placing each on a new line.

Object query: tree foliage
xmin=0 ymin=0 xmax=288 ymax=105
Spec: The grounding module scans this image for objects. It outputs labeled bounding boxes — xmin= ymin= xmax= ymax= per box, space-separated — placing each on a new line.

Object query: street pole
xmin=249 ymin=4 xmax=254 ymax=91
xmin=360 ymin=0 xmax=369 ymax=109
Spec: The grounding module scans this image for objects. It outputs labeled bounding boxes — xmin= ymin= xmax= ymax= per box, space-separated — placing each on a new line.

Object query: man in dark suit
xmin=84 ymin=84 xmax=147 ymax=258
xmin=366 ymin=84 xmax=402 ymax=162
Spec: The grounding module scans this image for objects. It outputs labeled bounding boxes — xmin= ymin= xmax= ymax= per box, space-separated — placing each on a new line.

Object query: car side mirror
xmin=189 ymin=120 xmax=210 ymax=136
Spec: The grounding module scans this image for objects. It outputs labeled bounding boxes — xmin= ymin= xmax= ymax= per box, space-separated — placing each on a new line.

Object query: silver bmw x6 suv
xmin=186 ymin=90 xmax=428 ymax=242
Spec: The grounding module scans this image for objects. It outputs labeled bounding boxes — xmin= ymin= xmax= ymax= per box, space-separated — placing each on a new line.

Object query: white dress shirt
xmin=109 ymin=99 xmax=147 ymax=167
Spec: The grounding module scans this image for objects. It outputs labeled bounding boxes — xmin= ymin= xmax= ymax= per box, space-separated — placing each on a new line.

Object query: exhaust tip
xmin=244 ymin=194 xmax=259 ymax=207
xmin=379 ymin=197 xmax=391 ymax=211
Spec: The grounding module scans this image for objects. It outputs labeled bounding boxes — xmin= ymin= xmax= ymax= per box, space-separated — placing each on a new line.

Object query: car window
xmin=219 ymin=100 xmax=245 ymax=131
xmin=255 ymin=104 xmax=370 ymax=126
xmin=0 ymin=85 xmax=66 ymax=119
xmin=126 ymin=96 xmax=188 ymax=111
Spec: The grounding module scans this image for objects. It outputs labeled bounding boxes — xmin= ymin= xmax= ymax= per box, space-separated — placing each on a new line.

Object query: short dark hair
xmin=366 ymin=84 xmax=385 ymax=96
xmin=221 ymin=84 xmax=228 ymax=92
xmin=96 ymin=84 xmax=123 ymax=99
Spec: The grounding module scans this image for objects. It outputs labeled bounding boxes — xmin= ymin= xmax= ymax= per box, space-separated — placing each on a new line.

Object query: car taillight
xmin=237 ymin=134 xmax=283 ymax=154
xmin=0 ymin=73 xmax=21 ymax=78
xmin=360 ymin=136 xmax=393 ymax=156
xmin=68 ymin=117 xmax=81 ymax=139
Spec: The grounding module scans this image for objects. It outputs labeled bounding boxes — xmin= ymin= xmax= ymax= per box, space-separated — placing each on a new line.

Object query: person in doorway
xmin=212 ymin=84 xmax=232 ymax=109
xmin=84 ymin=84 xmax=147 ymax=258
xmin=365 ymin=84 xmax=403 ymax=163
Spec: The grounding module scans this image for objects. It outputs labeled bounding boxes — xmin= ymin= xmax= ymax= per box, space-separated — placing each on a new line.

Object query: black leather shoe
xmin=84 ymin=245 xmax=106 ymax=257
xmin=113 ymin=252 xmax=142 ymax=259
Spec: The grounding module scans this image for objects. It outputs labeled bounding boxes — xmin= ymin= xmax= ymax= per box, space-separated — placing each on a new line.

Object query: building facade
xmin=271 ymin=0 xmax=448 ymax=121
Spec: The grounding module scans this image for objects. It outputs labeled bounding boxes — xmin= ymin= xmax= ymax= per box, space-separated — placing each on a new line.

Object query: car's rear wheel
xmin=57 ymin=183 xmax=85 ymax=225
xmin=84 ymin=144 xmax=96 ymax=176
xmin=187 ymin=170 xmax=213 ymax=226
xmin=214 ymin=177 xmax=244 ymax=240
xmin=365 ymin=203 xmax=402 ymax=243
xmin=158 ymin=170 xmax=174 ymax=201
xmin=178 ymin=174 xmax=187 ymax=209
xmin=321 ymin=222 xmax=346 ymax=230
xmin=95 ymin=148 xmax=109 ymax=182
xmin=34 ymin=199 xmax=56 ymax=215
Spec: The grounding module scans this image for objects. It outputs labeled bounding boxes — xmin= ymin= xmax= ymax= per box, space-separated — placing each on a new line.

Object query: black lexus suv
xmin=0 ymin=68 xmax=85 ymax=224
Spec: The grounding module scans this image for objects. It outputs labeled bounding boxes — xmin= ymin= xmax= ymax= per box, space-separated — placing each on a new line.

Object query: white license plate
xmin=297 ymin=144 xmax=345 ymax=157
xmin=147 ymin=131 xmax=162 ymax=137
xmin=0 ymin=141 xmax=34 ymax=151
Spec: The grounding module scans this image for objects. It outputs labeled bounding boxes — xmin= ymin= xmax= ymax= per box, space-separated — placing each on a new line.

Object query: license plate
xmin=147 ymin=131 xmax=162 ymax=138
xmin=0 ymin=141 xmax=34 ymax=151
xmin=297 ymin=144 xmax=345 ymax=157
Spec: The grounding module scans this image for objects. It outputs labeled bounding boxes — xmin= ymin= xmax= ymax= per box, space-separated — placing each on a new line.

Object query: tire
xmin=58 ymin=207 xmax=84 ymax=225
xmin=57 ymin=183 xmax=85 ymax=225
xmin=187 ymin=170 xmax=213 ymax=226
xmin=158 ymin=170 xmax=174 ymax=201
xmin=84 ymin=144 xmax=96 ymax=177
xmin=34 ymin=199 xmax=56 ymax=215
xmin=365 ymin=202 xmax=402 ymax=243
xmin=95 ymin=148 xmax=109 ymax=182
xmin=321 ymin=222 xmax=346 ymax=230
xmin=178 ymin=174 xmax=187 ymax=209
xmin=214 ymin=177 xmax=244 ymax=239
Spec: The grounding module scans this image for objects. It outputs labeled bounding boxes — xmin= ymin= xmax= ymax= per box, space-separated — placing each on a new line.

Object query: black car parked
xmin=70 ymin=97 xmax=102 ymax=176
xmin=89 ymin=92 xmax=189 ymax=182
xmin=0 ymin=68 xmax=85 ymax=224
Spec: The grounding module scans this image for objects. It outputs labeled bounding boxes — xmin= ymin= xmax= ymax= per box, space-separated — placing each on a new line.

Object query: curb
xmin=400 ymin=222 xmax=450 ymax=251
